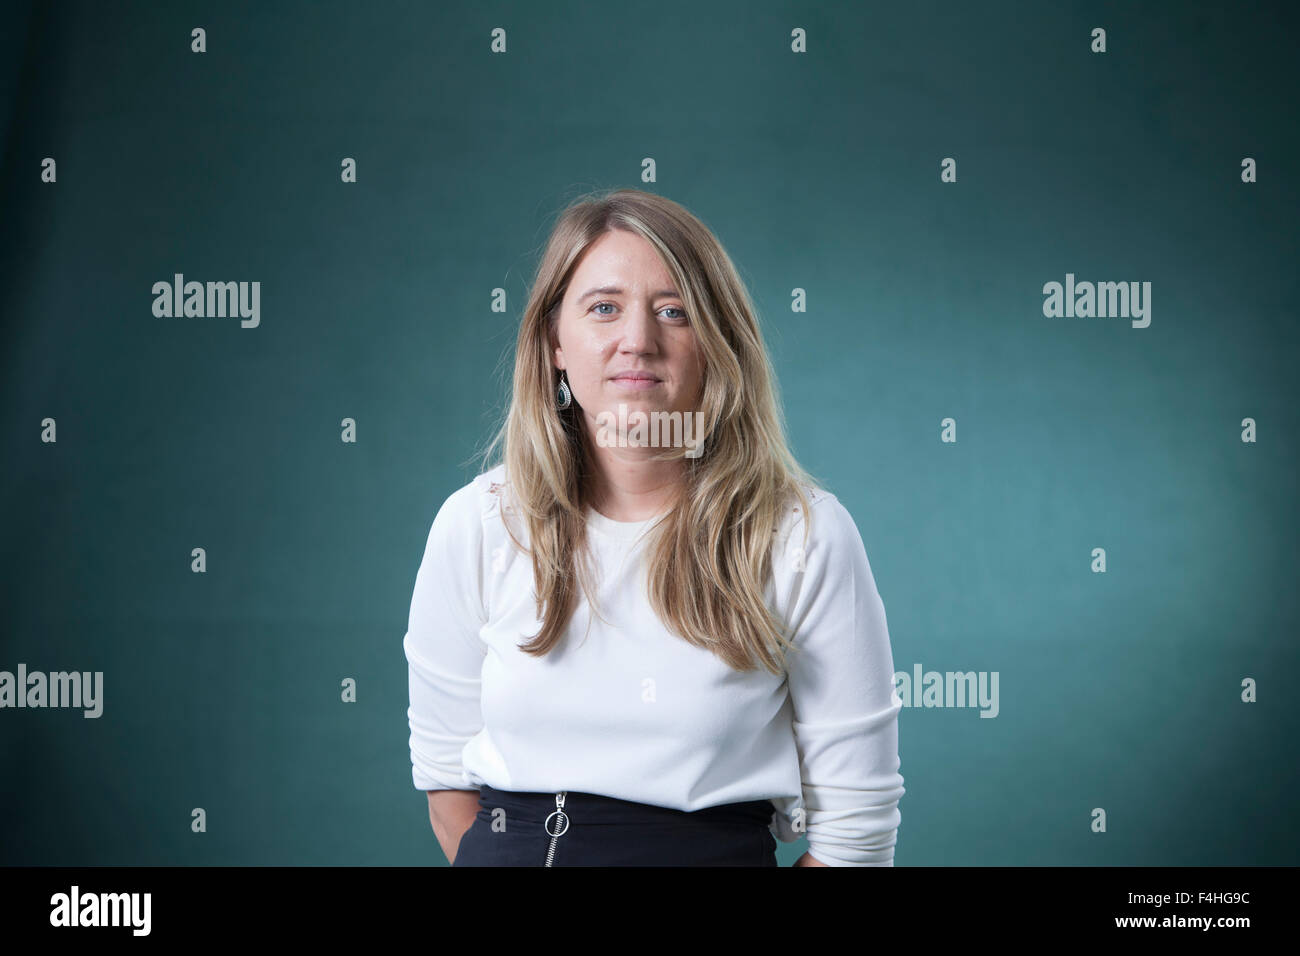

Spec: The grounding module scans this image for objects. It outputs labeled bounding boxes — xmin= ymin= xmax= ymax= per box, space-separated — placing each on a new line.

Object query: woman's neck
xmin=584 ymin=445 xmax=684 ymax=522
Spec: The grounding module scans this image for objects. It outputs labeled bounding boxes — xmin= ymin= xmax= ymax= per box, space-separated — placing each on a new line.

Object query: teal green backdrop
xmin=1 ymin=0 xmax=1296 ymax=865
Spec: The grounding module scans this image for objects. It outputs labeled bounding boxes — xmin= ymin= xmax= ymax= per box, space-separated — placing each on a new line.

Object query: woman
xmin=404 ymin=188 xmax=904 ymax=866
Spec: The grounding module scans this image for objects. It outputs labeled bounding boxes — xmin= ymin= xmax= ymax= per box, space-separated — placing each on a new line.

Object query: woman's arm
xmin=779 ymin=493 xmax=906 ymax=866
xmin=426 ymin=789 xmax=481 ymax=864
xmin=404 ymin=479 xmax=491 ymax=863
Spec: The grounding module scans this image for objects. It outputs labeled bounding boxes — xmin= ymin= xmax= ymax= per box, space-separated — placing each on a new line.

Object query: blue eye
xmin=591 ymin=302 xmax=687 ymax=321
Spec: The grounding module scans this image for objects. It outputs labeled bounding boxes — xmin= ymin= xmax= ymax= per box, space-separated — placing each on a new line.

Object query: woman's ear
xmin=547 ymin=317 xmax=564 ymax=370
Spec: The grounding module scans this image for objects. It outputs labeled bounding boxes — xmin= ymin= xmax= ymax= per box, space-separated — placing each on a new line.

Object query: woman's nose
xmin=619 ymin=306 xmax=657 ymax=351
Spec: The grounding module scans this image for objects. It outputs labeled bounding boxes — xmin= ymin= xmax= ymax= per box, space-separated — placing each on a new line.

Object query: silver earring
xmin=556 ymin=371 xmax=572 ymax=410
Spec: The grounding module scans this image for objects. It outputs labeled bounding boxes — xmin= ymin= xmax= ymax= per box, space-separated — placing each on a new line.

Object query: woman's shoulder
xmin=471 ymin=461 xmax=509 ymax=514
xmin=772 ymin=481 xmax=869 ymax=561
xmin=431 ymin=462 xmax=510 ymax=530
xmin=775 ymin=481 xmax=839 ymax=533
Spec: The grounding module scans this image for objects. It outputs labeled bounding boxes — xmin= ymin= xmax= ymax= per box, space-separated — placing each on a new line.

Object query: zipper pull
xmin=543 ymin=791 xmax=569 ymax=867
xmin=545 ymin=791 xmax=570 ymax=838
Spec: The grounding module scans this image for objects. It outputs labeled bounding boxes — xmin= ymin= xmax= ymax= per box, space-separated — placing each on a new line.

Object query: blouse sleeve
xmin=780 ymin=492 xmax=906 ymax=865
xmin=404 ymin=480 xmax=488 ymax=791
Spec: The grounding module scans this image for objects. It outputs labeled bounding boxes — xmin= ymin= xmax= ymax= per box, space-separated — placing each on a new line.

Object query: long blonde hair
xmin=477 ymin=188 xmax=821 ymax=674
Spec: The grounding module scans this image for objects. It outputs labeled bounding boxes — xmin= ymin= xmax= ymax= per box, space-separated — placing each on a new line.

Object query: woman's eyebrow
xmin=579 ymin=286 xmax=681 ymax=301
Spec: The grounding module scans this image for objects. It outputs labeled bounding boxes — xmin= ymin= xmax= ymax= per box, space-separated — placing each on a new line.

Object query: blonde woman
xmin=404 ymin=188 xmax=904 ymax=866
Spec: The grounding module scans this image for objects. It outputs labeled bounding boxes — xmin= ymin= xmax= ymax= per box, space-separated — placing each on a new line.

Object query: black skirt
xmin=451 ymin=784 xmax=779 ymax=867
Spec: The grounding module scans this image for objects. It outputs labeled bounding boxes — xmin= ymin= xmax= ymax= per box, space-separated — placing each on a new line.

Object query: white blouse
xmin=404 ymin=463 xmax=905 ymax=865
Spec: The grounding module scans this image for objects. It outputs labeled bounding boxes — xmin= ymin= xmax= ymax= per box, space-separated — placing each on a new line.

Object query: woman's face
xmin=550 ymin=229 xmax=704 ymax=445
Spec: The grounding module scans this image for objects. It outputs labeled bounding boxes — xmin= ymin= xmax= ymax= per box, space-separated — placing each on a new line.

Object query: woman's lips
xmin=611 ymin=374 xmax=662 ymax=390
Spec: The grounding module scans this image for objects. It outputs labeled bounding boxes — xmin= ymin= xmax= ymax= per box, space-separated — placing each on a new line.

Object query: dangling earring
xmin=556 ymin=370 xmax=572 ymax=410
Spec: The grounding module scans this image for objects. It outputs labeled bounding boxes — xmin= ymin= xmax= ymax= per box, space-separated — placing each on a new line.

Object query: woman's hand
xmin=794 ymin=851 xmax=829 ymax=867
xmin=427 ymin=789 xmax=481 ymax=864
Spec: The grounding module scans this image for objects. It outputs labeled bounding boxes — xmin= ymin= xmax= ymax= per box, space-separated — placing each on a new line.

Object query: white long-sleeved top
xmin=404 ymin=463 xmax=905 ymax=865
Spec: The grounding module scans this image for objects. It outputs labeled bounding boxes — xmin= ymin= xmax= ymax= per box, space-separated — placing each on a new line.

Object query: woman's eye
xmin=591 ymin=302 xmax=687 ymax=321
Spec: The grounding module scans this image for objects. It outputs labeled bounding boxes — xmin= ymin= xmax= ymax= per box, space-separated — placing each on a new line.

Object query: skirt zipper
xmin=543 ymin=791 xmax=569 ymax=867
